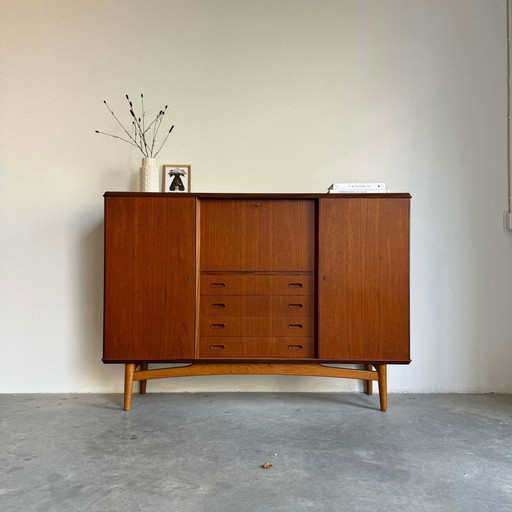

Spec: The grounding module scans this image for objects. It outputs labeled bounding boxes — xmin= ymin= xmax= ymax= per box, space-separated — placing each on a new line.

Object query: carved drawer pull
xmin=210 ymin=323 xmax=226 ymax=329
xmin=288 ymin=344 xmax=303 ymax=350
xmin=288 ymin=324 xmax=303 ymax=329
xmin=210 ymin=282 xmax=226 ymax=288
xmin=288 ymin=282 xmax=303 ymax=288
xmin=210 ymin=344 xmax=226 ymax=350
xmin=288 ymin=303 xmax=303 ymax=309
xmin=210 ymin=303 xmax=226 ymax=309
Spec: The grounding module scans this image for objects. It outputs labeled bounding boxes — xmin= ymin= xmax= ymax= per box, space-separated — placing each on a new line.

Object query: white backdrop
xmin=1 ymin=0 xmax=511 ymax=393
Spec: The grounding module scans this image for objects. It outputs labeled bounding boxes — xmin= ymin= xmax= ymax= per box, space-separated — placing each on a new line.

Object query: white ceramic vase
xmin=139 ymin=157 xmax=160 ymax=192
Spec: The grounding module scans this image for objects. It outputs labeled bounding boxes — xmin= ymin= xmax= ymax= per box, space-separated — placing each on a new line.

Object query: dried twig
xmin=95 ymin=130 xmax=141 ymax=150
xmin=96 ymin=94 xmax=174 ymax=158
xmin=102 ymin=100 xmax=140 ymax=150
xmin=154 ymin=125 xmax=174 ymax=157
xmin=152 ymin=105 xmax=167 ymax=154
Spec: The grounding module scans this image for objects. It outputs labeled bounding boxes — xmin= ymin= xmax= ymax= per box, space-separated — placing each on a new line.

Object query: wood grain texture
xmin=200 ymin=295 xmax=314 ymax=316
xmin=106 ymin=357 xmax=409 ymax=364
xmin=199 ymin=316 xmax=314 ymax=337
xmin=106 ymin=192 xmax=411 ymax=199
xmin=104 ymin=192 xmax=411 ymax=403
xmin=194 ymin=199 xmax=202 ymax=359
xmin=318 ymin=198 xmax=410 ymax=360
xmin=131 ymin=363 xmax=379 ymax=380
xmin=200 ymin=274 xmax=314 ymax=296
xmin=365 ymin=364 xmax=373 ymax=395
xmin=198 ymin=338 xmax=315 ymax=358
xmin=377 ymin=364 xmax=387 ymax=411
xmin=139 ymin=363 xmax=148 ymax=394
xmin=104 ymin=197 xmax=196 ymax=361
xmin=199 ymin=199 xmax=315 ymax=271
xmin=124 ymin=363 xmax=135 ymax=411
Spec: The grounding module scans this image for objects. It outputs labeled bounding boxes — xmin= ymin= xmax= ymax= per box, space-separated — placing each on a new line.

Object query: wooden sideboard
xmin=103 ymin=192 xmax=411 ymax=411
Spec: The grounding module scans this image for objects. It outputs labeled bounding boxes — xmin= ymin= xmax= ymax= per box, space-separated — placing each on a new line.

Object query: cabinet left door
xmin=103 ymin=197 xmax=196 ymax=361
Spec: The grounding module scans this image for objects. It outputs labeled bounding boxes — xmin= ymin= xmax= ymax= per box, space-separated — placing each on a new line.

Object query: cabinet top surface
xmin=104 ymin=192 xmax=411 ymax=199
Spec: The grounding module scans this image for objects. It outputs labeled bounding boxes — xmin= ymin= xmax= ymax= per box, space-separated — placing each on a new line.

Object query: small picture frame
xmin=163 ymin=164 xmax=191 ymax=193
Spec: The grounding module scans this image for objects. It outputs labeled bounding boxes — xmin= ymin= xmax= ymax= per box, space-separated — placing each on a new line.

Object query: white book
xmin=328 ymin=182 xmax=386 ymax=191
xmin=328 ymin=189 xmax=390 ymax=194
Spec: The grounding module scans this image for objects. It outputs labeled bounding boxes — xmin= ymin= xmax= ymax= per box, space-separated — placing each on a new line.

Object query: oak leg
xmin=140 ymin=363 xmax=148 ymax=394
xmin=365 ymin=364 xmax=373 ymax=395
xmin=376 ymin=364 xmax=387 ymax=412
xmin=124 ymin=363 xmax=135 ymax=411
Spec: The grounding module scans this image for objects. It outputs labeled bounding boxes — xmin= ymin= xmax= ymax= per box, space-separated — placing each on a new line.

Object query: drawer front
xmin=199 ymin=337 xmax=315 ymax=358
xmin=200 ymin=295 xmax=314 ymax=316
xmin=200 ymin=316 xmax=313 ymax=337
xmin=199 ymin=199 xmax=315 ymax=271
xmin=200 ymin=274 xmax=314 ymax=296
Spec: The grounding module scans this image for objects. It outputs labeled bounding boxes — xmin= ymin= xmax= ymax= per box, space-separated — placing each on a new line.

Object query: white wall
xmin=1 ymin=0 xmax=511 ymax=393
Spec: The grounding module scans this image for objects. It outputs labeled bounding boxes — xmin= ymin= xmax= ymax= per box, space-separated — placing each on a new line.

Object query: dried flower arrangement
xmin=95 ymin=94 xmax=174 ymax=158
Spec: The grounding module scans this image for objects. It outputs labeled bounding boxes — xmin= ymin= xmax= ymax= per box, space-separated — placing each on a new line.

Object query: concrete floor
xmin=0 ymin=393 xmax=511 ymax=512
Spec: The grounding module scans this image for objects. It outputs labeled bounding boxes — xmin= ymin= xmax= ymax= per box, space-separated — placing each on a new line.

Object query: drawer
xmin=200 ymin=274 xmax=314 ymax=296
xmin=200 ymin=316 xmax=313 ymax=337
xmin=200 ymin=295 xmax=314 ymax=316
xmin=199 ymin=337 xmax=315 ymax=358
xmin=199 ymin=199 xmax=315 ymax=271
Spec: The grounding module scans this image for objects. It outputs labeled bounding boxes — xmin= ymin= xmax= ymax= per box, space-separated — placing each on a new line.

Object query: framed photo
xmin=163 ymin=164 xmax=191 ymax=193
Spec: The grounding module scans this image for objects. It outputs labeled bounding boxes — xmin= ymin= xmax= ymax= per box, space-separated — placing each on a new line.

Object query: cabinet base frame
xmin=123 ymin=363 xmax=388 ymax=412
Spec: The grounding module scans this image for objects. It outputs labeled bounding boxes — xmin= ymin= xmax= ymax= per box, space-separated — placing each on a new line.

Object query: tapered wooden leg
xmin=376 ymin=364 xmax=387 ymax=412
xmin=365 ymin=364 xmax=373 ymax=395
xmin=124 ymin=363 xmax=135 ymax=411
xmin=140 ymin=363 xmax=148 ymax=394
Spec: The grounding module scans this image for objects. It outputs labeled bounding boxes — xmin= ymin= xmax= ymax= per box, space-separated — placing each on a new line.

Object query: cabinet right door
xmin=318 ymin=198 xmax=410 ymax=361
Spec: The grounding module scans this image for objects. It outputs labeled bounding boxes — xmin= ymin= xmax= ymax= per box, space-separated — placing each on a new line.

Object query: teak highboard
xmin=103 ymin=192 xmax=411 ymax=411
